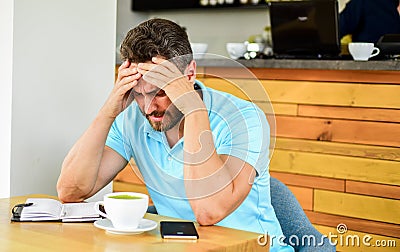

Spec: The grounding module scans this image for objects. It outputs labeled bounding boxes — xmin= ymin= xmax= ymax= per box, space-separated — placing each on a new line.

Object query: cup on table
xmin=226 ymin=42 xmax=247 ymax=60
xmin=94 ymin=192 xmax=148 ymax=229
xmin=348 ymin=42 xmax=380 ymax=61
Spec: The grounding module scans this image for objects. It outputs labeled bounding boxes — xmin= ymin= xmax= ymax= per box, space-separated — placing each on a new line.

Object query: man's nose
xmin=144 ymin=95 xmax=157 ymax=114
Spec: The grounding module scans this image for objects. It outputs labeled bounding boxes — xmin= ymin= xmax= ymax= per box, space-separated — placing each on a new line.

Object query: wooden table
xmin=0 ymin=195 xmax=269 ymax=252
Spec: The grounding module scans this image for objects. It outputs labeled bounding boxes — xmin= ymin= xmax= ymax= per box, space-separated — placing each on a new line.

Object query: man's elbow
xmin=195 ymin=210 xmax=224 ymax=226
xmin=57 ymin=186 xmax=77 ymax=203
xmin=56 ymin=180 xmax=86 ymax=203
xmin=57 ymin=189 xmax=86 ymax=203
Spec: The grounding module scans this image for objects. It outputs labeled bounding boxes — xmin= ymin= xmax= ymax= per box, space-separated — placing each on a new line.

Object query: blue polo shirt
xmin=106 ymin=80 xmax=293 ymax=252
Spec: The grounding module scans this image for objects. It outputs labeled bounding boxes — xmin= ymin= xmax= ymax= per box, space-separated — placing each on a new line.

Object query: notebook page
xmin=62 ymin=202 xmax=99 ymax=219
xmin=21 ymin=198 xmax=62 ymax=220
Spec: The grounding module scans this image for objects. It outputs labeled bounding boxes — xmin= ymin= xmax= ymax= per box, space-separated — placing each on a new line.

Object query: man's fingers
xmin=121 ymin=80 xmax=138 ymax=110
xmin=141 ymin=73 xmax=167 ymax=89
xmin=137 ymin=61 xmax=178 ymax=79
xmin=118 ymin=60 xmax=130 ymax=71
xmin=137 ymin=62 xmax=157 ymax=72
xmin=152 ymin=57 xmax=181 ymax=74
xmin=120 ymin=79 xmax=137 ymax=95
xmin=118 ymin=72 xmax=141 ymax=87
xmin=150 ymin=57 xmax=166 ymax=64
xmin=117 ymin=60 xmax=131 ymax=81
xmin=117 ymin=62 xmax=138 ymax=83
xmin=137 ymin=63 xmax=172 ymax=79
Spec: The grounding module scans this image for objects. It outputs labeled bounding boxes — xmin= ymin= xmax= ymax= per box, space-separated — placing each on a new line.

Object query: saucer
xmin=94 ymin=218 xmax=157 ymax=235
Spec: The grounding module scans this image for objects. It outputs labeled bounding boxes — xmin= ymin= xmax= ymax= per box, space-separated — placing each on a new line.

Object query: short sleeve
xmin=105 ymin=113 xmax=131 ymax=161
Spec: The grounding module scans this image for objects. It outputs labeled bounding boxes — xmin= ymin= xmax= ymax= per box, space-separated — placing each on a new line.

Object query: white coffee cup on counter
xmin=348 ymin=42 xmax=380 ymax=61
xmin=190 ymin=43 xmax=208 ymax=59
xmin=226 ymin=42 xmax=247 ymax=60
xmin=94 ymin=192 xmax=148 ymax=229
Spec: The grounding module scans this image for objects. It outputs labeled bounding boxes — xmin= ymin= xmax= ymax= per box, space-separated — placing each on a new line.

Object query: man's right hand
xmin=100 ymin=60 xmax=141 ymax=119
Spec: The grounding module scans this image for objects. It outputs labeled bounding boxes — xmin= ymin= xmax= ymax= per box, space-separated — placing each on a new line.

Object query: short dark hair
xmin=120 ymin=18 xmax=193 ymax=72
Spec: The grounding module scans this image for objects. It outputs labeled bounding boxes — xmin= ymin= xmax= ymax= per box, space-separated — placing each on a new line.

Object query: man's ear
xmin=185 ymin=60 xmax=197 ymax=83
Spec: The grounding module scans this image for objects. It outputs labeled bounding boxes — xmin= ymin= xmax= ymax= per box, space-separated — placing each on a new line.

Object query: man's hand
xmin=137 ymin=57 xmax=203 ymax=115
xmin=100 ymin=60 xmax=141 ymax=119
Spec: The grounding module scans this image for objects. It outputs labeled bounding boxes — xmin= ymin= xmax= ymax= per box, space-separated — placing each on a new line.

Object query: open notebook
xmin=11 ymin=198 xmax=101 ymax=222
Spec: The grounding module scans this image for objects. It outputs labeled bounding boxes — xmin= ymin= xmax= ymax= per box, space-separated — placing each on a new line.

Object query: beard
xmin=144 ymin=104 xmax=184 ymax=132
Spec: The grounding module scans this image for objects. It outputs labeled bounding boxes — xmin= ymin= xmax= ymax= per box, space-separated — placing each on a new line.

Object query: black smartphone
xmin=160 ymin=221 xmax=199 ymax=239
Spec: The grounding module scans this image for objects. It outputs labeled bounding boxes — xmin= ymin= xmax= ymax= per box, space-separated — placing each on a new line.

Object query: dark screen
xmin=269 ymin=0 xmax=340 ymax=57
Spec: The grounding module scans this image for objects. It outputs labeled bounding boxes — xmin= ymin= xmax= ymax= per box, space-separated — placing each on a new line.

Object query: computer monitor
xmin=269 ymin=0 xmax=341 ymax=59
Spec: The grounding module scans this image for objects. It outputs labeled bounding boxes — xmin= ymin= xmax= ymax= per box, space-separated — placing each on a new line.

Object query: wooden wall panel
xmin=270 ymin=171 xmax=345 ymax=192
xmin=346 ymin=181 xmax=400 ymax=200
xmin=199 ymin=77 xmax=267 ymax=101
xmin=201 ymin=78 xmax=400 ymax=108
xmin=275 ymin=116 xmax=333 ymax=141
xmin=298 ymin=105 xmax=400 ymax=123
xmin=271 ymin=103 xmax=298 ymax=116
xmin=314 ymin=190 xmax=400 ymax=224
xmin=308 ymin=212 xmax=400 ymax=239
xmin=247 ymin=68 xmax=400 ymax=84
xmin=269 ymin=150 xmax=400 ymax=185
xmin=275 ymin=116 xmax=400 ymax=147
xmin=274 ymin=137 xmax=400 ymax=161
xmin=257 ymin=102 xmax=298 ymax=116
xmin=261 ymin=80 xmax=400 ymax=109
xmin=197 ymin=77 xmax=248 ymax=100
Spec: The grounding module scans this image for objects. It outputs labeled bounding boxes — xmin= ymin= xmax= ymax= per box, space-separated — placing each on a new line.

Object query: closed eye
xmin=132 ymin=91 xmax=143 ymax=97
xmin=132 ymin=89 xmax=165 ymax=98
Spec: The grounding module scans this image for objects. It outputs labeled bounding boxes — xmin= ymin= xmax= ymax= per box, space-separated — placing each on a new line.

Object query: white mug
xmin=226 ymin=42 xmax=247 ymax=60
xmin=190 ymin=43 xmax=208 ymax=59
xmin=94 ymin=192 xmax=148 ymax=229
xmin=348 ymin=42 xmax=380 ymax=61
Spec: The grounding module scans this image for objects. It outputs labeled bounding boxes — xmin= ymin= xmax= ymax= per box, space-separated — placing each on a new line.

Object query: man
xmin=339 ymin=0 xmax=400 ymax=43
xmin=57 ymin=18 xmax=293 ymax=251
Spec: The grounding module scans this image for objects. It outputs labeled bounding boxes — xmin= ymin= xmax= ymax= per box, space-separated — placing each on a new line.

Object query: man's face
xmin=131 ymin=78 xmax=183 ymax=132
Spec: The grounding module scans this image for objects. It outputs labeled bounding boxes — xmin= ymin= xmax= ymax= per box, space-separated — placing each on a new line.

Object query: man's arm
xmin=57 ymin=61 xmax=140 ymax=202
xmin=183 ymin=107 xmax=256 ymax=225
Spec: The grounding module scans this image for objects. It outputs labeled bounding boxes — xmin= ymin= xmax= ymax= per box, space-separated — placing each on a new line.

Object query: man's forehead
xmin=133 ymin=78 xmax=160 ymax=94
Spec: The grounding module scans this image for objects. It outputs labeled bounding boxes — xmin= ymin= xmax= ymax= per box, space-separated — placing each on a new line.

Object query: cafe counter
xmin=197 ymin=58 xmax=400 ymax=71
